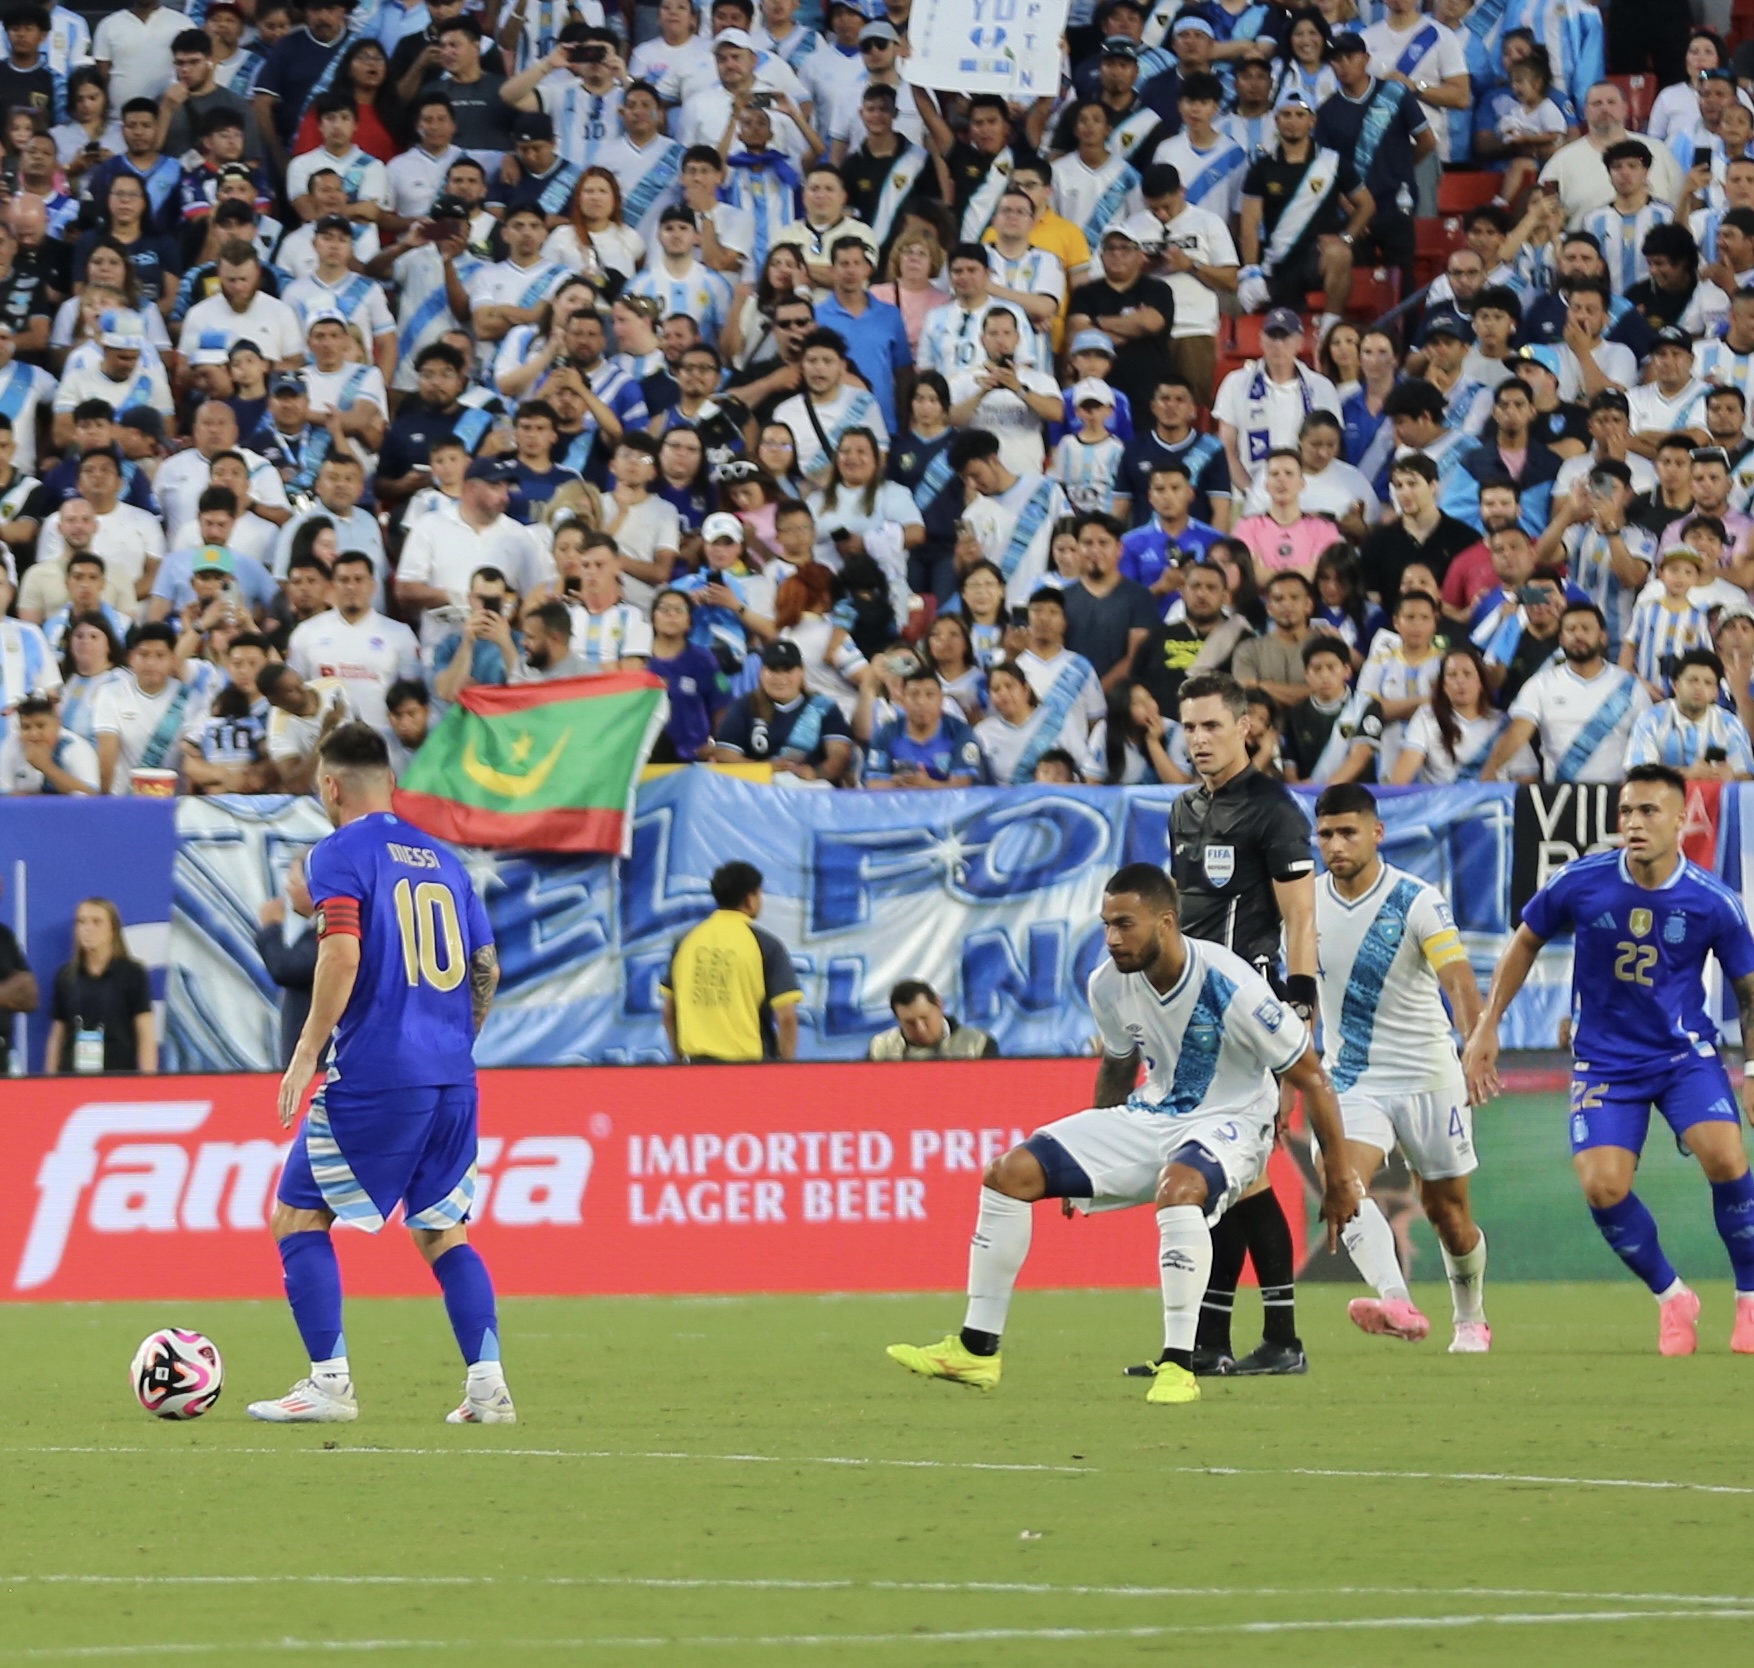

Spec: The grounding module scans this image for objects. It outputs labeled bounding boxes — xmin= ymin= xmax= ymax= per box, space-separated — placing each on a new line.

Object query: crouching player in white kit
xmin=1312 ymin=785 xmax=1492 ymax=1353
xmin=887 ymin=863 xmax=1359 ymax=1405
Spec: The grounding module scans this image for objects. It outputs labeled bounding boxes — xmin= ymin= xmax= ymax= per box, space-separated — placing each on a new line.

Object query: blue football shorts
xmin=278 ymin=1078 xmax=480 ymax=1233
xmin=1568 ymin=1051 xmax=1741 ymax=1157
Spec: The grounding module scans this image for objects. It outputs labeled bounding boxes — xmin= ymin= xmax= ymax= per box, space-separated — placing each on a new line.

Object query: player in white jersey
xmin=1313 ymin=786 xmax=1492 ymax=1354
xmin=886 ymin=863 xmax=1357 ymax=1405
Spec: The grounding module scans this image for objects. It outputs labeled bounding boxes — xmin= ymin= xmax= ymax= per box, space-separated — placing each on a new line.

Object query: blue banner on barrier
xmin=143 ymin=776 xmax=1570 ymax=1072
xmin=0 ymin=799 xmax=176 ymax=1074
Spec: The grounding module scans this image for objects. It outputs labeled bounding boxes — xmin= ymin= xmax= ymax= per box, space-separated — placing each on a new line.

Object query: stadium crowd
xmin=0 ymin=0 xmax=1751 ymax=799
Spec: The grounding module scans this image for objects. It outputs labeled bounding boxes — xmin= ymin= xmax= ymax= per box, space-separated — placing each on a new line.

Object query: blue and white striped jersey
xmin=1624 ymin=700 xmax=1754 ymax=775
xmin=1316 ymin=862 xmax=1470 ymax=1096
xmin=1625 ymin=595 xmax=1712 ymax=694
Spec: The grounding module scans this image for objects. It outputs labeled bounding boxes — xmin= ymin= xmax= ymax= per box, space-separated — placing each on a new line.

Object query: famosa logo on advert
xmin=16 ymin=1101 xmax=593 ymax=1291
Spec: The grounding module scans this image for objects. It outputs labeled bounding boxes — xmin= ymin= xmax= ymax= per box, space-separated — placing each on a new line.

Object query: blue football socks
xmin=278 ymin=1230 xmax=346 ymax=1364
xmin=1710 ymin=1171 xmax=1754 ymax=1290
xmin=1589 ymin=1194 xmax=1679 ymax=1295
xmin=432 ymin=1244 xmax=500 ymax=1367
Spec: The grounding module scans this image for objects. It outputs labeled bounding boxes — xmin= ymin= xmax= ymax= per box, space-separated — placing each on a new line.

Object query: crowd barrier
xmin=6 ymin=774 xmax=1745 ymax=1077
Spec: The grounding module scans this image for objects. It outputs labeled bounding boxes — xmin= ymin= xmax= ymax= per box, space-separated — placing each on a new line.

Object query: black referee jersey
xmin=1168 ymin=766 xmax=1315 ymax=969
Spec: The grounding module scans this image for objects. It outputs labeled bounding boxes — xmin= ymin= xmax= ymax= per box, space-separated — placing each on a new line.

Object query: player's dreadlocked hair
xmin=318 ymin=721 xmax=392 ymax=776
xmin=1105 ymin=863 xmax=1179 ymax=915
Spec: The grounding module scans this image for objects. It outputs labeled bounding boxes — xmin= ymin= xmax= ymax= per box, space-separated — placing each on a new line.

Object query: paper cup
xmin=130 ymin=769 xmax=178 ymax=798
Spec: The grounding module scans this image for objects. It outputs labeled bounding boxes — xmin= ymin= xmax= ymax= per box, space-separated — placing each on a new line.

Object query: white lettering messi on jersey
xmin=1087 ymin=937 xmax=1307 ymax=1123
xmin=1316 ymin=863 xmax=1469 ymax=1097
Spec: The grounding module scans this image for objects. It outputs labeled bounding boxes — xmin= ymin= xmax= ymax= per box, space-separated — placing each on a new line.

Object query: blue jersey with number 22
xmin=1520 ymin=850 xmax=1754 ymax=1077
xmin=306 ymin=811 xmax=493 ymax=1093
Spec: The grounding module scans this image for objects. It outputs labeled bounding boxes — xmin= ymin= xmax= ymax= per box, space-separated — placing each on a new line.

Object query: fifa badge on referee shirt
xmin=1204 ymin=845 xmax=1235 ymax=885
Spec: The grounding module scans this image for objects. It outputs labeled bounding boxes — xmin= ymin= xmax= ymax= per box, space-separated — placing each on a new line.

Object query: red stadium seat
xmin=1607 ymin=73 xmax=1654 ymax=133
xmin=1345 ymin=266 xmax=1403 ymax=322
xmin=1436 ymin=171 xmax=1500 ymax=215
xmin=1414 ymin=216 xmax=1468 ymax=287
xmin=1231 ymin=312 xmax=1267 ymax=359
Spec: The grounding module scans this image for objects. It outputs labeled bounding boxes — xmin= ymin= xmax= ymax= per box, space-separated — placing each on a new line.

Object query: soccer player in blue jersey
xmin=1465 ymin=764 xmax=1754 ymax=1356
xmin=248 ymin=722 xmax=514 ymax=1424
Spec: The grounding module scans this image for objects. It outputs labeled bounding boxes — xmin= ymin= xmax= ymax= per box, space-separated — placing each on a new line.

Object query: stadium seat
xmin=1414 ymin=216 xmax=1468 ymax=288
xmin=1231 ymin=312 xmax=1267 ymax=359
xmin=1345 ymin=266 xmax=1403 ymax=323
xmin=1436 ymin=171 xmax=1499 ymax=215
xmin=1607 ymin=73 xmax=1654 ymax=132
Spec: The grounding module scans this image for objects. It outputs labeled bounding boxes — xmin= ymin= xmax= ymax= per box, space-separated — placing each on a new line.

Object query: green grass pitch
xmin=7 ymin=1283 xmax=1754 ymax=1666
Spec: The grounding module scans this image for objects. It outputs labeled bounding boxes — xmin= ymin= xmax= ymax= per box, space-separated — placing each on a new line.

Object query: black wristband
xmin=1286 ymin=974 xmax=1319 ymax=1020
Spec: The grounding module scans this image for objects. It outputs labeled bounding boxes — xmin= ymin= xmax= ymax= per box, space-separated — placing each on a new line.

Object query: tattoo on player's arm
xmin=1094 ymin=1050 xmax=1139 ymax=1108
xmin=1735 ymin=975 xmax=1754 ymax=1054
xmin=470 ymin=946 xmax=500 ymax=1034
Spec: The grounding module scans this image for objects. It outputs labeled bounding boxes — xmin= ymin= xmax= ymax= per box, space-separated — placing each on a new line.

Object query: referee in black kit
xmin=1138 ymin=671 xmax=1319 ymax=1377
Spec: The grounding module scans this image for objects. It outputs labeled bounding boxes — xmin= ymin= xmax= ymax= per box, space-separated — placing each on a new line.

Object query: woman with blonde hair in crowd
xmin=544 ymin=166 xmax=646 ymax=298
xmin=47 ymin=898 xmax=155 ymax=1075
xmin=872 ymin=230 xmax=947 ymax=357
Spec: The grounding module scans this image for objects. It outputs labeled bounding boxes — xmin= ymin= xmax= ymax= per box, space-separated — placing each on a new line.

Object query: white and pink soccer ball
xmin=130 ymin=1329 xmax=224 ymax=1419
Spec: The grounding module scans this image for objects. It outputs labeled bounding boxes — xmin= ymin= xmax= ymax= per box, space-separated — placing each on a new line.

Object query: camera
xmin=571 ymin=42 xmax=607 ymax=62
xmin=750 ymin=90 xmax=775 ymax=109
xmin=563 ymin=575 xmax=581 ymax=597
xmin=477 ymin=594 xmax=503 ymax=614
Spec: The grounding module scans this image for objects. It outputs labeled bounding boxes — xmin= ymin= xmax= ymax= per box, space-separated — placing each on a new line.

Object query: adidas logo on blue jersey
xmin=1592 ymin=913 xmax=1617 ymax=929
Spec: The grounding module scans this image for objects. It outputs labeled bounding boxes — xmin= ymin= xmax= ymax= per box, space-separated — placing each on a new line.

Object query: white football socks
xmin=1342 ymin=1199 xmax=1410 ymax=1302
xmin=1157 ymin=1205 xmax=1213 ymax=1353
xmin=1441 ymin=1228 xmax=1488 ymax=1323
xmin=467 ymin=1360 xmax=508 ymax=1396
xmin=963 ymin=1187 xmax=1033 ymax=1339
xmin=311 ymin=1355 xmax=351 ymax=1390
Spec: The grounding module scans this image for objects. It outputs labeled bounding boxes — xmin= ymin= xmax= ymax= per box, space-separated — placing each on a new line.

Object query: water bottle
xmin=1396 ymin=185 xmax=1414 ymax=216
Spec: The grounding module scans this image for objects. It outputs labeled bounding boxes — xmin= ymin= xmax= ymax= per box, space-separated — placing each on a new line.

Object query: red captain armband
xmin=315 ymin=897 xmax=361 ymax=940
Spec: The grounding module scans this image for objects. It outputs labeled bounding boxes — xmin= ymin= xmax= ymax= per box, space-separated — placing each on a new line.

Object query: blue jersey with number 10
xmin=1520 ymin=850 xmax=1754 ymax=1077
xmin=306 ymin=811 xmax=493 ymax=1093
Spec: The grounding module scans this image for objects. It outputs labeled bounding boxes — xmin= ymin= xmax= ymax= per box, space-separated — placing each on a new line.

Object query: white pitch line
xmin=7 ymin=1611 xmax=1754 ymax=1659
xmin=3 ymin=1576 xmax=1753 ymax=1607
xmin=13 ymin=1444 xmax=1754 ymax=1498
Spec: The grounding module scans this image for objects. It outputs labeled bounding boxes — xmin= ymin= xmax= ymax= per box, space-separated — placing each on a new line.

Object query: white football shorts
xmin=1037 ymin=1102 xmax=1276 ymax=1224
xmin=1340 ymin=1084 xmax=1477 ymax=1180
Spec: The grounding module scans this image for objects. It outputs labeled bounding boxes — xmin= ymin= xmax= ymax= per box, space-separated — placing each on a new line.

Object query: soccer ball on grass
xmin=130 ymin=1329 xmax=224 ymax=1419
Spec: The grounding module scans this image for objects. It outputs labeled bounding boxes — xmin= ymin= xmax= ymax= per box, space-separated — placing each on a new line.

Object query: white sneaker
xmin=445 ymin=1380 xmax=517 ymax=1424
xmin=1448 ymin=1321 xmax=1493 ymax=1354
xmin=247 ymin=1376 xmax=359 ymax=1422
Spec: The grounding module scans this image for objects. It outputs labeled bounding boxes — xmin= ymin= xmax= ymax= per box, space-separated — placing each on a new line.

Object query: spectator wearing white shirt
xmin=1126 ymin=161 xmax=1239 ymax=408
xmin=152 ymin=401 xmax=288 ymax=548
xmin=286 ymin=92 xmax=394 ymax=221
xmin=51 ymin=315 xmax=176 ymax=452
xmin=299 ymin=312 xmax=392 ymax=461
xmin=37 ymin=451 xmax=165 ymax=601
xmin=0 ymin=695 xmax=99 ymax=796
xmin=1363 ymin=0 xmax=1471 ymax=209
xmin=178 ymin=243 xmax=306 ymax=367
xmin=1549 ymin=278 xmax=1637 ymax=406
xmin=385 ymin=93 xmax=466 ymax=225
xmin=947 ymin=305 xmax=1064 ymax=478
xmin=1539 ymin=82 xmax=1685 ymax=231
xmin=561 ymin=538 xmax=656 ymax=672
xmin=1238 ymin=412 xmax=1380 ymax=541
xmin=92 ymin=0 xmax=184 ymax=106
xmin=629 ymin=0 xmax=711 ymax=99
xmin=255 ymin=660 xmax=357 ymax=795
xmin=286 ymin=551 xmax=423 ymax=733
xmin=92 ymin=622 xmax=188 ymax=794
xmin=283 ymin=216 xmax=400 ymax=374
xmin=398 ymin=454 xmax=553 ymax=645
xmin=272 ymin=454 xmax=391 ymax=592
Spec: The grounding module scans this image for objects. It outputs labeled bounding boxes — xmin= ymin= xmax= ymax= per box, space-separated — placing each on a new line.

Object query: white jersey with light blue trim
xmin=1316 ymin=863 xmax=1469 ymax=1097
xmin=1086 ymin=937 xmax=1307 ymax=1123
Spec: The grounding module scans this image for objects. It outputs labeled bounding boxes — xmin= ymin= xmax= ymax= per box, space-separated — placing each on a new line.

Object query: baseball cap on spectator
xmin=225 ymin=338 xmax=263 ymax=361
xmin=1277 ymin=88 xmax=1311 ymax=108
xmin=1072 ymin=378 xmax=1115 ymax=409
xmin=859 ymin=20 xmax=900 ymax=44
xmin=702 ymin=512 xmax=745 ymax=544
xmin=1100 ymin=222 xmax=1143 ymax=245
xmin=762 ymin=640 xmax=804 ymax=671
xmin=1172 ymin=14 xmax=1215 ymax=36
xmin=188 ymin=330 xmax=234 ymax=367
xmin=1262 ymin=307 xmax=1303 ymax=337
xmin=304 ymin=306 xmax=350 ymax=334
xmin=193 ymin=546 xmax=237 ymax=576
xmin=713 ymin=27 xmax=757 ymax=51
xmin=1100 ymin=37 xmax=1139 ymax=58
xmin=1588 ymin=388 xmax=1631 ymax=416
xmin=118 ymin=408 xmax=167 ymax=441
xmin=217 ymin=161 xmax=255 ymax=185
xmin=1069 ymin=329 xmax=1116 ymax=357
xmin=99 ymin=310 xmax=150 ymax=351
xmin=430 ymin=193 xmax=472 ymax=220
xmin=1331 ymin=30 xmax=1368 ymax=55
xmin=1717 ymin=600 xmax=1754 ymax=625
xmin=1423 ymin=310 xmax=1473 ymax=342
xmin=1512 ymin=343 xmax=1561 ymax=377
xmin=1653 ymin=324 xmax=1694 ymax=350
xmin=269 ymin=371 xmax=306 ymax=395
xmin=513 ymin=110 xmax=555 ymax=142
xmin=465 ymin=455 xmax=519 ymax=482
xmin=313 ymin=213 xmax=353 ymax=237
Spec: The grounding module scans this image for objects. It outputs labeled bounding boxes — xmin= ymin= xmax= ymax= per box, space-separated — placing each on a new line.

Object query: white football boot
xmin=247 ymin=1377 xmax=359 ymax=1422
